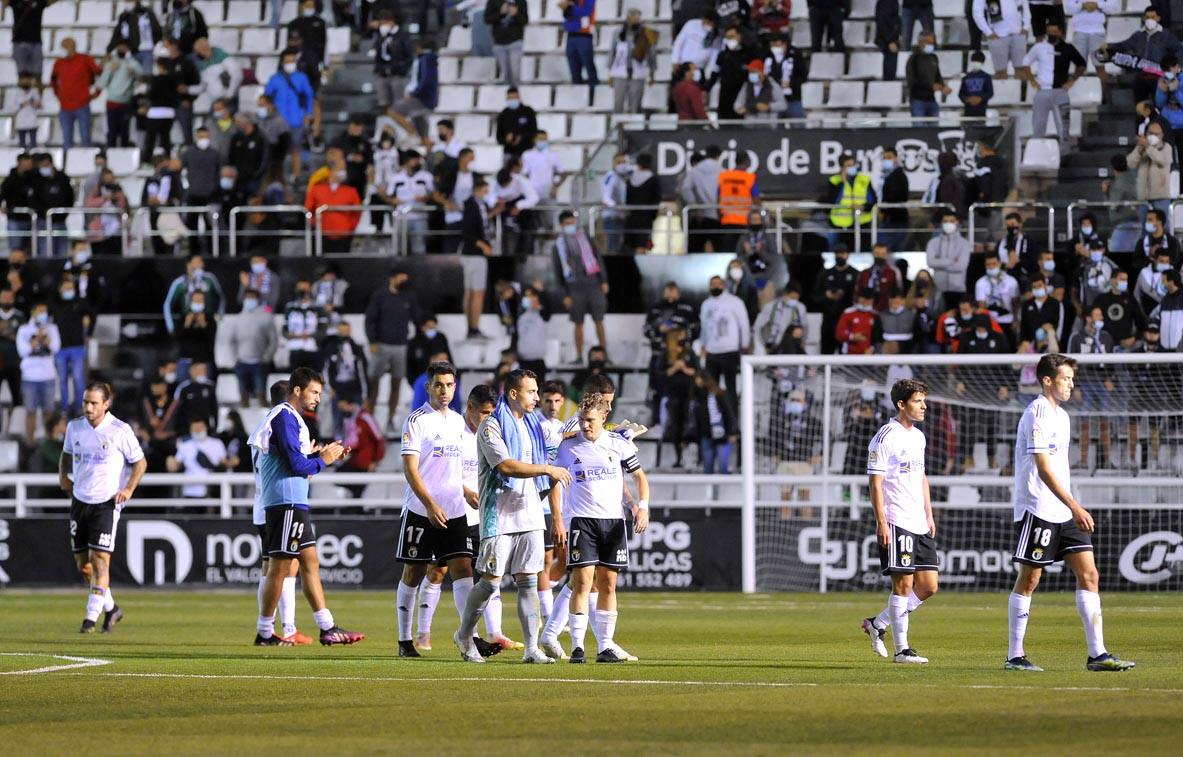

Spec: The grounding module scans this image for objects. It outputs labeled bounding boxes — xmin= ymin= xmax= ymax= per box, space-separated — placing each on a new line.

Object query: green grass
xmin=0 ymin=590 xmax=1180 ymax=755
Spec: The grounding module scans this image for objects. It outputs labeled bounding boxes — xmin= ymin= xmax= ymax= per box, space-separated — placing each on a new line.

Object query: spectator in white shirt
xmin=382 ymin=150 xmax=435 ymax=255
xmin=608 ymin=10 xmax=657 ymax=114
xmin=431 ymin=118 xmax=467 ymax=169
xmin=521 ymin=130 xmax=564 ymax=202
xmin=496 ymin=156 xmax=541 ymax=257
xmin=672 ymin=10 xmax=722 ymax=71
xmin=16 ymin=302 xmax=61 ymax=443
xmin=975 ymin=250 xmax=1021 ymax=348
xmin=699 ymin=274 xmax=751 ymax=405
xmin=600 ymin=152 xmax=630 ymax=254
xmin=973 ymin=0 xmax=1032 ymax=79
xmin=167 ymin=418 xmax=227 ymax=498
xmin=1065 ymin=0 xmax=1117 ymax=73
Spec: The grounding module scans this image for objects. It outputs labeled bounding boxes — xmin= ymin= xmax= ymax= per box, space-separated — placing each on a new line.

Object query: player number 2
xmin=1032 ymin=527 xmax=1052 ymax=547
xmin=405 ymin=526 xmax=424 ymax=544
xmin=897 ymin=534 xmax=913 ymax=553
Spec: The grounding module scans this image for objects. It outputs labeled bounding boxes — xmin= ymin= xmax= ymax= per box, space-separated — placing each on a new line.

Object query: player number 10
xmin=897 ymin=534 xmax=913 ymax=553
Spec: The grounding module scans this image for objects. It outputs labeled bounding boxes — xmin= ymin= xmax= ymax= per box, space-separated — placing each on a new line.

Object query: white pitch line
xmin=0 ymin=653 xmax=112 ymax=676
xmin=74 ymin=671 xmax=1183 ymax=694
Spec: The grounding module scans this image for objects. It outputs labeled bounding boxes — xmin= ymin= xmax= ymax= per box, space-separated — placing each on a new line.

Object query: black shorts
xmin=264 ymin=505 xmax=317 ymax=557
xmin=878 ymin=524 xmax=940 ymax=575
xmin=544 ymin=512 xmax=555 ymax=551
xmin=1014 ymin=511 xmax=1093 ymax=566
xmin=396 ymin=509 xmax=474 ymax=565
xmin=567 ymin=517 xmax=629 ymax=569
xmin=69 ymin=498 xmax=119 ymax=554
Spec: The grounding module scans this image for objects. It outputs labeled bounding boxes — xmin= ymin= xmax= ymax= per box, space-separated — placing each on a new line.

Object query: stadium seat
xmin=992 ymin=79 xmax=1023 ymax=106
xmin=43 ymin=0 xmax=76 ymax=25
xmin=437 ymin=56 xmax=460 ymax=84
xmin=801 ymin=82 xmax=825 ymax=109
xmin=524 ymin=26 xmax=558 ymax=53
xmin=209 ymin=28 xmax=239 ymax=53
xmin=74 ymin=0 xmax=112 ymax=26
xmin=933 ymin=0 xmax=961 ymax=15
xmin=445 ymin=25 xmax=472 ymax=52
xmin=865 ymin=80 xmax=904 ymax=109
xmin=241 ymin=29 xmax=278 ymax=55
xmin=237 ymin=84 xmax=262 ymax=114
xmin=847 ymin=52 xmax=883 ymax=80
xmin=1107 ymin=15 xmax=1140 ymax=43
xmin=453 ymin=114 xmax=492 ymax=143
xmin=1069 ymin=76 xmax=1103 ymax=109
xmin=1021 ymin=138 xmax=1062 ymax=172
xmin=809 ymin=53 xmax=845 ymax=81
xmin=471 ymin=145 xmax=504 ymax=174
xmin=460 ymin=58 xmax=498 ymax=84
xmin=326 ymin=26 xmax=351 ymax=56
xmin=470 ymin=85 xmax=504 ymax=112
xmin=193 ymin=1 xmax=226 ymax=25
xmin=570 ymin=114 xmax=607 ymax=142
xmin=826 ymin=82 xmax=864 ymax=109
xmin=937 ymin=50 xmax=962 ymax=75
xmin=0 ymin=61 xmax=16 ymax=88
xmin=0 ymin=439 xmax=18 ymax=472
xmin=536 ymin=112 xmax=568 ymax=139
xmin=65 ymin=147 xmax=100 ymax=178
xmin=226 ymin=3 xmax=263 ymax=24
xmin=641 ymin=83 xmax=669 ymax=111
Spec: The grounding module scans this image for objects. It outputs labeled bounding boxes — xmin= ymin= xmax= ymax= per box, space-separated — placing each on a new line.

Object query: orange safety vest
xmin=718 ymin=169 xmax=756 ymax=226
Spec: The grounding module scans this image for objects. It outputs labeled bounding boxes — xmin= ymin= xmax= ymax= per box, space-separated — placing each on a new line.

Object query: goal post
xmin=740 ymin=352 xmax=1183 ymax=594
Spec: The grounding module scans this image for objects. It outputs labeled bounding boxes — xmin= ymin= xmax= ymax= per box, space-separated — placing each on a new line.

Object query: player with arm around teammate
xmin=546 ymin=392 xmax=650 ymax=663
xmin=860 ymin=379 xmax=937 ymax=665
xmin=61 ymin=382 xmax=148 ymax=633
xmin=1005 ymin=353 xmax=1135 ymax=672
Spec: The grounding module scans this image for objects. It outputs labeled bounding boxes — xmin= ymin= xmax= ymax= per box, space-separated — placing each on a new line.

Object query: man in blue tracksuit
xmin=561 ymin=0 xmax=599 ymax=98
xmin=251 ymin=367 xmax=364 ymax=647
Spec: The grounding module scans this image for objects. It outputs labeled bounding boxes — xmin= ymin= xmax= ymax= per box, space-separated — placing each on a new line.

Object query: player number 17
xmin=405 ymin=526 xmax=424 ymax=544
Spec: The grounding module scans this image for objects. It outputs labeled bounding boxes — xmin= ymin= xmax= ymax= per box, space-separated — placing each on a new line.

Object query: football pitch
xmin=1 ymin=591 xmax=1180 ymax=755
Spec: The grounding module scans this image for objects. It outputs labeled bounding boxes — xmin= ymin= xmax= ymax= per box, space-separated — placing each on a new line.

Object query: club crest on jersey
xmin=900 ymin=553 xmax=912 ymax=567
xmin=868 ymin=451 xmax=878 ymax=464
xmin=408 ymin=546 xmax=419 ymax=559
xmin=402 ymin=433 xmax=412 ymax=445
xmin=1032 ymin=548 xmax=1044 ymax=561
xmin=571 ymin=549 xmax=581 ymax=562
xmin=289 ymin=539 xmax=298 ymax=552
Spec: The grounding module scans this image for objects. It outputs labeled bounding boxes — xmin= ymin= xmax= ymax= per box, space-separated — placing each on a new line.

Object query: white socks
xmin=280 ymin=576 xmax=296 ymax=637
xmin=85 ymin=587 xmax=104 ymax=622
xmin=888 ymin=594 xmax=910 ymax=653
xmin=589 ymin=591 xmax=601 ymax=646
xmin=313 ymin=608 xmax=335 ymax=631
xmin=542 ymin=584 xmax=572 ymax=642
xmin=484 ymin=584 xmax=503 ymax=638
xmin=257 ymin=614 xmax=276 ymax=638
xmin=103 ymin=588 xmax=115 ymax=613
xmin=396 ymin=581 xmax=417 ymax=641
xmin=256 ymin=573 xmax=267 ymax=617
xmin=875 ymin=590 xmax=924 ymax=630
xmin=539 ymin=585 xmax=554 ymax=624
xmin=1075 ymin=589 xmax=1106 ymax=658
xmin=452 ymin=576 xmax=473 ymax=623
xmin=417 ymin=579 xmax=442 ymax=635
xmin=594 ymin=610 xmax=618 ymax=653
xmin=570 ymin=612 xmax=589 ymax=652
xmin=1008 ymin=592 xmax=1032 ymax=660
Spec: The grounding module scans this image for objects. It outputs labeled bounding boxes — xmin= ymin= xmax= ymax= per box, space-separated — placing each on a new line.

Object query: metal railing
xmin=870 ymin=202 xmax=955 ymax=250
xmin=43 ymin=206 xmax=131 ymax=256
xmin=229 ymin=205 xmax=312 ymax=258
xmin=1 ymin=207 xmax=39 ymax=254
xmin=968 ymin=201 xmax=1055 ymax=250
xmin=129 ymin=205 xmax=220 ymax=257
xmin=1066 ymin=200 xmax=1160 ymax=238
xmin=314 ymin=204 xmax=398 ymax=256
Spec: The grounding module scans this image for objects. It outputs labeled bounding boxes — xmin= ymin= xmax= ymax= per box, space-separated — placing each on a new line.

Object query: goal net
xmin=739 ymin=353 xmax=1183 ymax=593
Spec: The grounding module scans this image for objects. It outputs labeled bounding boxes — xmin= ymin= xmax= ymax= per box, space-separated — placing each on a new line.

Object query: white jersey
xmin=1013 ymin=394 xmax=1073 ymax=523
xmin=462 ymin=422 xmax=480 ymax=527
xmin=555 ymin=432 xmax=641 ymax=521
xmin=64 ymin=413 xmax=144 ymax=507
xmin=866 ymin=418 xmax=928 ymax=535
xmin=476 ymin=413 xmax=560 ymax=537
xmin=401 ymin=403 xmax=467 ymax=520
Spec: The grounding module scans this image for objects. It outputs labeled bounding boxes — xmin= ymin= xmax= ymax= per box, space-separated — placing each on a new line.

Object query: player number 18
xmin=1031 ymin=527 xmax=1052 ymax=547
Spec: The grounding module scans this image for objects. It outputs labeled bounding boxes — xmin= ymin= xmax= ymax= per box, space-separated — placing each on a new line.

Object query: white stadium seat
xmin=460 ymin=58 xmax=498 ymax=84
xmin=1069 ymin=76 xmax=1104 ymax=109
xmin=43 ymin=1 xmax=76 ymax=25
xmin=847 ymin=52 xmax=883 ymax=80
xmin=74 ymin=1 xmax=113 ymax=26
xmin=865 ymin=80 xmax=904 ymax=109
xmin=1021 ymin=138 xmax=1061 ymax=173
xmin=439 ymin=85 xmax=476 ymax=112
xmin=809 ymin=53 xmax=845 ymax=81
xmin=65 ymin=147 xmax=101 ymax=178
xmin=826 ymin=82 xmax=864 ymax=109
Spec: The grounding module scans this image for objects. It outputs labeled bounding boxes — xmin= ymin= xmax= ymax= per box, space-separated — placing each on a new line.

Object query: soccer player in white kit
xmin=60 ymin=382 xmax=147 ymax=633
xmin=453 ymin=368 xmax=571 ymax=663
xmin=860 ymin=379 xmax=937 ymax=665
xmin=1005 ymin=354 xmax=1135 ymax=672
xmin=546 ymin=393 xmax=650 ymax=663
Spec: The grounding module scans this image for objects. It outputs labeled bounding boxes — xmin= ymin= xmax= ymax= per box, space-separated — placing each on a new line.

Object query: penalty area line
xmin=67 ymin=671 xmax=1183 ymax=694
xmin=0 ymin=653 xmax=112 ymax=676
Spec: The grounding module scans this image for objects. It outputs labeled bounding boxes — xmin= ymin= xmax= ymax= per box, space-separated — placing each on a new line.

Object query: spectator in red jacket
xmin=50 ymin=37 xmax=101 ymax=150
xmin=855 ymin=243 xmax=900 ymax=312
xmin=752 ymin=0 xmax=793 ymax=35
xmin=935 ymin=294 xmax=1003 ymax=353
xmin=304 ymin=163 xmax=362 ymax=254
xmin=672 ymin=62 xmax=709 ymax=121
xmin=338 ymin=397 xmax=386 ymax=498
xmin=835 ymin=288 xmax=882 ymax=354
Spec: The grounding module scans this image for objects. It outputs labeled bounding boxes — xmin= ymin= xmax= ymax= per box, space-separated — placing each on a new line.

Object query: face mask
xmin=196 ymin=137 xmax=211 ymax=150
xmin=1035 ymin=327 xmax=1047 ymax=341
xmin=1032 ymin=287 xmax=1047 ymax=300
xmin=1156 ymin=262 xmax=1171 ymax=272
xmin=1145 ymin=221 xmax=1158 ymax=234
xmin=38 ymin=166 xmax=52 ymax=177
xmin=1043 ymin=259 xmax=1055 ymax=272
xmin=748 ymin=73 xmax=760 ymax=84
xmin=243 ymin=298 xmax=258 ymax=311
xmin=424 ymin=329 xmax=438 ymax=339
xmin=1168 ymin=71 xmax=1178 ymax=81
xmin=1090 ymin=251 xmax=1103 ymax=263
xmin=771 ymin=47 xmax=785 ymax=60
xmin=845 ymin=166 xmax=857 ymax=178
xmin=191 ymin=431 xmax=207 ymax=441
xmin=787 ymin=400 xmax=804 ymax=415
xmin=710 ymin=287 xmax=724 ymax=297
xmin=987 ymin=267 xmax=1001 ymax=278
xmin=562 ymin=224 xmax=577 ymax=235
xmin=975 ymin=330 xmax=988 ymax=340
xmin=1047 ymin=35 xmax=1061 ymax=44
xmin=214 ymin=111 xmax=230 ymax=122
xmin=333 ymin=171 xmax=347 ymax=183
xmin=283 ymin=63 xmax=298 ymax=74
xmin=74 ymin=250 xmax=91 ymax=265
xmin=61 ymin=290 xmax=76 ymax=301
xmin=942 ymin=221 xmax=957 ymax=235
xmin=219 ymin=177 xmax=234 ymax=189
xmin=506 ymin=99 xmax=520 ymax=109
xmin=835 ymin=256 xmax=848 ymax=267
xmin=860 ymin=388 xmax=876 ymax=401
xmin=536 ymin=140 xmax=548 ymax=151
xmin=749 ymin=224 xmax=763 ymax=233
xmin=1081 ymin=224 xmax=1093 ymax=236
xmin=614 ymin=163 xmax=630 ymax=175
xmin=303 ymin=6 xmax=316 ymax=16
xmin=692 ymin=68 xmax=702 ymax=82
xmin=589 ymin=359 xmax=606 ymax=369
xmin=729 ymin=267 xmax=744 ymax=281
xmin=1093 ymin=318 xmax=1105 ymax=331
xmin=379 ymin=24 xmax=393 ymax=35
xmin=189 ymin=302 xmax=205 ymax=313
xmin=256 ymin=107 xmax=269 ymax=119
xmin=1149 ymin=134 xmax=1162 ymax=146
xmin=34 ymin=313 xmax=48 ymax=325
xmin=1117 ymin=280 xmax=1129 ymax=293
xmin=1007 ymin=225 xmax=1019 ymax=236
xmin=724 ymin=38 xmax=740 ymax=50
xmin=1146 ymin=19 xmax=1160 ymax=32
xmin=922 ymin=44 xmax=935 ymax=54
xmin=250 ymin=262 xmax=266 ymax=274
xmin=882 ymin=159 xmax=895 ymax=172
xmin=969 ymin=62 xmax=982 ymax=72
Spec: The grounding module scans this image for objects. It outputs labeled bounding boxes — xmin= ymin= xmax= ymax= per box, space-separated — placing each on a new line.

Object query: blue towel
xmin=492 ymin=397 xmax=551 ymax=497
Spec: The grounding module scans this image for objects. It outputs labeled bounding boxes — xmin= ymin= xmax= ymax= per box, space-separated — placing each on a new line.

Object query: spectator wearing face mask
xmin=673 ymin=62 xmax=709 ymax=121
xmin=495 ymin=87 xmax=539 ymax=156
xmin=1128 ymin=121 xmax=1173 ymax=222
xmin=175 ymin=288 xmax=217 ymax=379
xmin=406 ymin=315 xmax=453 ymax=381
xmin=238 ymin=254 xmax=279 ymax=312
xmin=700 ymin=274 xmax=750 ymax=402
xmin=1134 ymin=208 xmax=1182 ymax=272
xmin=857 ymin=244 xmax=901 ymax=312
xmin=1071 ymin=211 xmax=1102 ymax=258
xmin=283 ymin=280 xmax=328 ymax=371
xmin=1102 ymin=6 xmax=1181 ymax=104
xmin=974 ymin=251 xmax=1020 ymax=346
xmin=97 ymin=41 xmax=143 ymax=148
xmin=960 ymin=51 xmax=994 ymax=118
xmin=225 ymin=287 xmax=276 ymax=407
xmin=836 ymin=289 xmax=882 ymax=355
xmin=754 ymin=282 xmax=808 ymax=354
xmin=926 ymin=212 xmax=972 ymax=311
xmin=513 ymin=286 xmax=551 ymax=382
xmin=15 ymin=302 xmax=60 ymax=443
xmin=763 ymin=33 xmax=810 ymax=118
xmin=1135 ymin=250 xmax=1174 ymax=312
xmin=998 ymin=212 xmax=1036 ymax=274
xmin=906 ymin=32 xmax=950 ymax=122
xmin=304 ymin=164 xmax=362 ymax=254
xmin=51 ymin=37 xmax=101 ymax=151
xmin=51 ymin=276 xmax=93 ymax=417
xmin=163 ymin=254 xmax=226 ymax=335
xmin=181 ymin=126 xmax=224 ymax=253
xmin=826 ymin=152 xmax=875 ymax=251
xmin=1024 ymin=20 xmax=1086 ymax=145
xmin=381 ymin=150 xmax=434 ymax=255
xmin=1036 ymin=250 xmax=1067 ymax=301
xmin=672 ymin=11 xmax=722 ymax=72
xmin=625 ymin=153 xmax=662 ymax=254
xmin=1074 ymin=240 xmax=1118 ymax=309
xmin=1020 ymin=276 xmax=1066 ymax=344
xmin=166 ymin=419 xmax=227 ymax=498
xmin=735 ymin=209 xmax=779 ymax=302
xmin=725 ymin=258 xmax=760 ymax=323
xmin=972 ymin=0 xmax=1032 ymax=80
xmin=553 ymin=211 xmax=609 ymax=361
xmin=877 ymin=147 xmax=910 ymax=252
xmin=487 ymin=0 xmax=529 ymax=86
xmin=265 ymin=49 xmax=316 ymax=177
xmin=813 ymin=244 xmax=858 ymax=354
xmin=712 ymin=26 xmax=755 ymax=122
xmin=735 ymin=59 xmax=788 ymax=120
xmin=600 ymin=152 xmax=631 ymax=254
xmin=1092 ymin=270 xmax=1147 ymax=349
